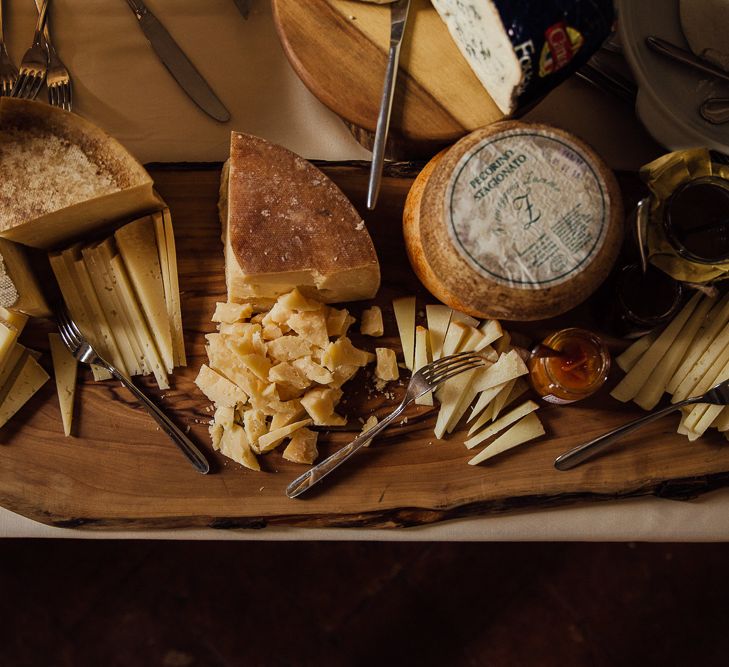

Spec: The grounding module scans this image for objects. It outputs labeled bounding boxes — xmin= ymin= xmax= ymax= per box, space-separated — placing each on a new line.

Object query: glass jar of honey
xmin=528 ymin=328 xmax=610 ymax=404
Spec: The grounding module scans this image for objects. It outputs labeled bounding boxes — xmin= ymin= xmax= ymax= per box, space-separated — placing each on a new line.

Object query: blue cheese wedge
xmin=430 ymin=0 xmax=614 ymax=114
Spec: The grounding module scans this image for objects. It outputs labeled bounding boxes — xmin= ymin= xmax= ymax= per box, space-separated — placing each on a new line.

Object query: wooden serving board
xmin=271 ymin=0 xmax=504 ymax=157
xmin=3 ymin=163 xmax=729 ymax=531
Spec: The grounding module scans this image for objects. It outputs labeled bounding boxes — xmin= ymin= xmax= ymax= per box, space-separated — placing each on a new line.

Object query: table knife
xmin=366 ymin=0 xmax=411 ymax=210
xmin=125 ymin=0 xmax=230 ymax=122
xmin=646 ymin=36 xmax=729 ymax=86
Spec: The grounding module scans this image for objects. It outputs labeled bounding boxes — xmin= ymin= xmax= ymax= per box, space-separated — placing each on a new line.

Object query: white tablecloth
xmin=3 ymin=0 xmax=727 ymax=541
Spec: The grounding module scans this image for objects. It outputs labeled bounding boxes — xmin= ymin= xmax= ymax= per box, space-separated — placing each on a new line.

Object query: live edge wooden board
xmin=2 ymin=164 xmax=729 ymax=531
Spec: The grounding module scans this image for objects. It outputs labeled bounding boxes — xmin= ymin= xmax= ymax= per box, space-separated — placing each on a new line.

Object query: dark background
xmin=1 ymin=540 xmax=728 ymax=666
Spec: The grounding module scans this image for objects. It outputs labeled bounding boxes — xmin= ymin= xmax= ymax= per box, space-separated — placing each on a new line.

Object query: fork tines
xmin=421 ymin=351 xmax=487 ymax=386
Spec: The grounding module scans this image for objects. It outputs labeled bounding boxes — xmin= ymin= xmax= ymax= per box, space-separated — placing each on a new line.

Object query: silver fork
xmin=0 ymin=0 xmax=17 ymax=96
xmin=286 ymin=350 xmax=488 ymax=498
xmin=34 ymin=0 xmax=71 ymax=110
xmin=11 ymin=0 xmax=50 ymax=100
xmin=554 ymin=379 xmax=729 ymax=471
xmin=56 ymin=308 xmax=210 ymax=475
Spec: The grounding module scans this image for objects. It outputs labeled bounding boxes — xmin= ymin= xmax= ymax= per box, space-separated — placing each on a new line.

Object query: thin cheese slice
xmin=441 ymin=320 xmax=471 ymax=358
xmin=616 ymin=331 xmax=657 ymax=373
xmin=48 ymin=333 xmax=77 ymax=437
xmin=0 ymin=342 xmax=25 ymax=392
xmin=257 ymin=418 xmax=312 ymax=453
xmin=72 ymin=254 xmax=129 ymax=376
xmin=95 ymin=240 xmax=149 ymax=375
xmin=467 ymin=380 xmax=510 ymax=427
xmin=116 ymin=216 xmax=174 ymax=373
xmin=611 ymin=292 xmax=701 ymax=403
xmin=673 ymin=320 xmax=729 ymax=402
xmin=0 ymin=352 xmax=49 ymax=428
xmin=393 ymin=296 xmax=416 ymax=370
xmin=160 ymin=210 xmax=186 ymax=366
xmin=467 ymin=412 xmax=545 ymax=465
xmin=414 ymin=325 xmax=433 ymax=406
xmin=451 ymin=351 xmax=527 ymax=434
xmin=489 ymin=378 xmax=518 ymax=422
xmin=426 ymin=305 xmax=452 ymax=360
xmin=634 ymin=294 xmax=715 ymax=410
xmin=0 ymin=321 xmax=18 ymax=380
xmin=49 ymin=251 xmax=110 ymax=381
xmin=82 ymin=244 xmax=143 ymax=376
xmin=450 ymin=310 xmax=479 ymax=328
xmin=477 ymin=319 xmax=503 ymax=348
xmin=110 ymin=254 xmax=169 ymax=390
xmin=465 ymin=400 xmax=539 ymax=449
xmin=667 ymin=292 xmax=729 ymax=394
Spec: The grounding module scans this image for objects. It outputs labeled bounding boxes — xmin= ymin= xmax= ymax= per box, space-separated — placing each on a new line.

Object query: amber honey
xmin=528 ymin=328 xmax=610 ymax=404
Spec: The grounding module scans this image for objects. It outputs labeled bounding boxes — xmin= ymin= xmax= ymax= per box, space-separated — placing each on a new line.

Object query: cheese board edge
xmin=2 ymin=161 xmax=728 ymax=532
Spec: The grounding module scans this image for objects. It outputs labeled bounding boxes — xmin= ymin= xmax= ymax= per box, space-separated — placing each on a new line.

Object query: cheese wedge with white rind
xmin=110 ymin=254 xmax=169 ymax=390
xmin=425 ymin=304 xmax=451 ymax=360
xmin=0 ymin=352 xmax=48 ymax=428
xmin=467 ymin=412 xmax=545 ymax=465
xmin=667 ymin=293 xmax=729 ymax=394
xmin=611 ymin=293 xmax=702 ymax=403
xmin=220 ymin=132 xmax=379 ymax=304
xmin=634 ymin=294 xmax=715 ymax=410
xmin=116 ymin=216 xmax=174 ymax=373
xmin=48 ymin=333 xmax=78 ymax=437
xmin=465 ymin=400 xmax=539 ymax=449
xmin=393 ymin=296 xmax=416 ymax=370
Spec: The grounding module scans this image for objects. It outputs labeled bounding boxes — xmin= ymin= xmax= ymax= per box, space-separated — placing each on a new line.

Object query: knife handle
xmin=125 ymin=0 xmax=148 ymax=19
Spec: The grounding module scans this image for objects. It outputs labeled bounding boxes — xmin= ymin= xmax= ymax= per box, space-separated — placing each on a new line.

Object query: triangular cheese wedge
xmin=48 ymin=333 xmax=78 ymax=437
xmin=220 ymin=132 xmax=380 ymax=304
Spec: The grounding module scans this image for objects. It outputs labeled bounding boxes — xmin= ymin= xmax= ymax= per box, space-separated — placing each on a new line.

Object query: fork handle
xmin=106 ymin=366 xmax=210 ymax=474
xmin=286 ymin=401 xmax=409 ymax=498
xmin=33 ymin=0 xmax=49 ymax=43
xmin=554 ymin=397 xmax=700 ymax=471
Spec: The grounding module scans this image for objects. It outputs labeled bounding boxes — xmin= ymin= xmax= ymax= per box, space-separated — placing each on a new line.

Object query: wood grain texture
xmin=271 ymin=0 xmax=503 ymax=156
xmin=1 ymin=164 xmax=729 ymax=531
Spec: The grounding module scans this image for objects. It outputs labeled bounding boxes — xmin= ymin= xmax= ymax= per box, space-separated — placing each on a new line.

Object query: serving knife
xmin=366 ymin=0 xmax=411 ymax=210
xmin=125 ymin=0 xmax=230 ymax=122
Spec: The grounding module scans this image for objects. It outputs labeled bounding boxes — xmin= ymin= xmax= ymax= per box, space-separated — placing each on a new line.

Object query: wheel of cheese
xmin=404 ymin=122 xmax=624 ymax=321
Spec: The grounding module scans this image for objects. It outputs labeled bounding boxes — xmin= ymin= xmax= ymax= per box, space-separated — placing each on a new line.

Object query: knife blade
xmin=125 ymin=0 xmax=230 ymax=122
xmin=233 ymin=0 xmax=251 ymax=19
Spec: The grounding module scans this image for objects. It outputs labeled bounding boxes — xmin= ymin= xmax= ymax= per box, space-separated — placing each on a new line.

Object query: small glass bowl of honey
xmin=528 ymin=328 xmax=610 ymax=404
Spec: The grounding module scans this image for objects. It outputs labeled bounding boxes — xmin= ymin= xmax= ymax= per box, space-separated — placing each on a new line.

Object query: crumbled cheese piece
xmin=375 ymin=348 xmax=399 ymax=381
xmin=360 ymin=306 xmax=384 ymax=337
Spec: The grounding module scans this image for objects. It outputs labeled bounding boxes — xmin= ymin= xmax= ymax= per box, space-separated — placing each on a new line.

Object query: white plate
xmin=618 ymin=0 xmax=729 ymax=153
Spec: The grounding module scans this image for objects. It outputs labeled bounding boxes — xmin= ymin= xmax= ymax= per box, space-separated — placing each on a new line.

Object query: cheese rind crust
xmin=220 ymin=132 xmax=380 ymax=304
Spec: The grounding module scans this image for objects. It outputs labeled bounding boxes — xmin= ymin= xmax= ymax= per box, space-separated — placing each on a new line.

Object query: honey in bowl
xmin=528 ymin=328 xmax=610 ymax=404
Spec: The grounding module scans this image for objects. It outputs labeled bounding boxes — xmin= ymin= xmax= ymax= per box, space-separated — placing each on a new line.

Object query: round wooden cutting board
xmin=271 ymin=0 xmax=505 ymax=157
